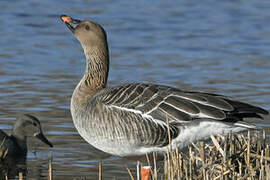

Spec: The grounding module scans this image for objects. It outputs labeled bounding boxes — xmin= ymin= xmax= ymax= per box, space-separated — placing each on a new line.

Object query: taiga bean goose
xmin=0 ymin=114 xmax=53 ymax=160
xmin=61 ymin=15 xmax=268 ymax=157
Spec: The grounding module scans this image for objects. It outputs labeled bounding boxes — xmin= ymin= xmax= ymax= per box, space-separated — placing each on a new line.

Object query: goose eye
xmin=85 ymin=25 xmax=90 ymax=30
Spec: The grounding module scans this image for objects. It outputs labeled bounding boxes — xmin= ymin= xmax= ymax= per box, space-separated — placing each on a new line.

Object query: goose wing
xmin=100 ymin=83 xmax=268 ymax=123
xmin=98 ymin=83 xmax=268 ymax=147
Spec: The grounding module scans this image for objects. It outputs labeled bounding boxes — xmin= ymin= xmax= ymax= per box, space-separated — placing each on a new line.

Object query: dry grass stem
xmin=98 ymin=162 xmax=102 ymax=180
xmin=126 ymin=165 xmax=134 ymax=180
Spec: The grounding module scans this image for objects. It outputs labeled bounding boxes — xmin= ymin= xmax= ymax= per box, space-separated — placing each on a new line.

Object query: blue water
xmin=0 ymin=0 xmax=270 ymax=179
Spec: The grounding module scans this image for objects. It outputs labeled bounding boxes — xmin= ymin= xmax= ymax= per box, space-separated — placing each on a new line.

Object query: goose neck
xmin=82 ymin=45 xmax=109 ymax=91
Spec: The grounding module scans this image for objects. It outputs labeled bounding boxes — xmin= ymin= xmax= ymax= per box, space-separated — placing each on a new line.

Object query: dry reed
xmin=154 ymin=130 xmax=270 ymax=179
xmin=125 ymin=130 xmax=270 ymax=179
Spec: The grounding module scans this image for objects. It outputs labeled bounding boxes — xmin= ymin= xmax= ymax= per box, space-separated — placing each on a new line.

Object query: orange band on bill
xmin=61 ymin=16 xmax=71 ymax=23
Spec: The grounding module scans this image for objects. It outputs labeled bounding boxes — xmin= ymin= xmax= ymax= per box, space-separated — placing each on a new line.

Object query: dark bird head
xmin=13 ymin=114 xmax=53 ymax=148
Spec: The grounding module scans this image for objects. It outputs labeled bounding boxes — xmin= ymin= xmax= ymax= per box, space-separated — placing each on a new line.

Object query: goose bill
xmin=60 ymin=15 xmax=81 ymax=33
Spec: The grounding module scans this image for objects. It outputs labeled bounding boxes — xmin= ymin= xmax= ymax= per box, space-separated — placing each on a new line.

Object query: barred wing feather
xmin=97 ymin=83 xmax=268 ymax=147
xmin=100 ymin=83 xmax=267 ymax=123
